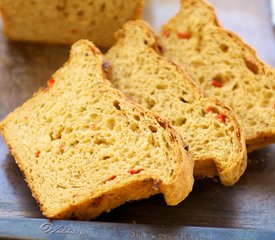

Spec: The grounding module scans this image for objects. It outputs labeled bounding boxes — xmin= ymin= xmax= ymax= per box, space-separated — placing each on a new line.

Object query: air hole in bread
xmin=127 ymin=151 xmax=134 ymax=158
xmin=194 ymin=147 xmax=203 ymax=151
xmin=170 ymin=169 xmax=174 ymax=177
xmin=94 ymin=138 xmax=107 ymax=145
xmin=191 ymin=60 xmax=204 ymax=67
xmin=155 ymin=44 xmax=163 ymax=54
xmin=157 ymin=120 xmax=166 ymax=129
xmin=244 ymin=57 xmax=259 ymax=74
xmin=106 ymin=118 xmax=115 ymax=130
xmin=90 ymin=113 xmax=98 ymax=120
xmin=213 ymin=122 xmax=220 ymax=128
xmin=172 ymin=117 xmax=186 ymax=127
xmin=156 ymin=83 xmax=168 ymax=89
xmin=220 ymin=44 xmax=229 ymax=52
xmin=113 ymin=100 xmax=121 ymax=110
xmin=215 ymin=132 xmax=225 ymax=138
xmin=130 ymin=122 xmax=139 ymax=132
xmin=198 ymin=76 xmax=205 ymax=84
xmin=134 ymin=114 xmax=140 ymax=121
xmin=149 ymin=125 xmax=157 ymax=133
xmin=248 ymin=120 xmax=257 ymax=126
xmin=261 ymin=100 xmax=270 ymax=107
xmin=180 ymin=97 xmax=188 ymax=103
xmin=102 ymin=155 xmax=111 ymax=160
xmin=264 ymin=92 xmax=273 ymax=99
xmin=200 ymin=124 xmax=209 ymax=129
xmin=148 ymin=134 xmax=155 ymax=145
xmin=232 ymin=83 xmax=239 ymax=91
xmin=196 ymin=35 xmax=203 ymax=52
xmin=49 ymin=132 xmax=54 ymax=141
xmin=246 ymin=103 xmax=253 ymax=110
xmin=80 ymin=125 xmax=89 ymax=132
xmin=80 ymin=106 xmax=87 ymax=112
xmin=146 ymin=98 xmax=155 ymax=109
xmin=70 ymin=140 xmax=79 ymax=147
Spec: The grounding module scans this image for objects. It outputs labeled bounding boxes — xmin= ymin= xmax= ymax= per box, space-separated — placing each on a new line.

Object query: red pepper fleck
xmin=47 ymin=78 xmax=55 ymax=87
xmin=205 ymin=107 xmax=216 ymax=114
xmin=35 ymin=150 xmax=40 ymax=158
xmin=211 ymin=79 xmax=223 ymax=88
xmin=128 ymin=169 xmax=143 ymax=175
xmin=90 ymin=124 xmax=97 ymax=130
xmin=217 ymin=114 xmax=226 ymax=123
xmin=107 ymin=175 xmax=117 ymax=181
xmin=120 ymin=111 xmax=127 ymax=117
xmin=162 ymin=29 xmax=170 ymax=38
xmin=177 ymin=32 xmax=191 ymax=39
xmin=90 ymin=46 xmax=101 ymax=55
xmin=60 ymin=145 xmax=65 ymax=152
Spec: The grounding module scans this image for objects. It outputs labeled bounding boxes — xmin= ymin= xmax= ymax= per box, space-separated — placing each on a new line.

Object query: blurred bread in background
xmin=0 ymin=0 xmax=145 ymax=48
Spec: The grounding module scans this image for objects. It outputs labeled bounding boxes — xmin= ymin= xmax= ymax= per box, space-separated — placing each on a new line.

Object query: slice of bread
xmin=0 ymin=40 xmax=194 ymax=220
xmin=159 ymin=0 xmax=275 ymax=152
xmin=0 ymin=0 xmax=144 ymax=48
xmin=106 ymin=20 xmax=247 ymax=186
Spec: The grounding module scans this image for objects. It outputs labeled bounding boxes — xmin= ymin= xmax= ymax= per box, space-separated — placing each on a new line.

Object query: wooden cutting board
xmin=0 ymin=0 xmax=274 ymax=239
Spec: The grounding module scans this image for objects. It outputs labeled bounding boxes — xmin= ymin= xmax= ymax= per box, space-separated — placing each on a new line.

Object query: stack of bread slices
xmin=0 ymin=0 xmax=274 ymax=220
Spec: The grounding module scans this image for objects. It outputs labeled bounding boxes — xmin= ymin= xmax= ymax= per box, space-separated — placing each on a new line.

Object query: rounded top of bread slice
xmin=159 ymin=0 xmax=275 ymax=151
xmin=0 ymin=40 xmax=193 ymax=220
xmin=106 ymin=20 xmax=247 ymax=186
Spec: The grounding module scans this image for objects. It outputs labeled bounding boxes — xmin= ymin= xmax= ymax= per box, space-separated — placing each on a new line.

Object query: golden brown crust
xmin=134 ymin=0 xmax=146 ymax=19
xmin=247 ymin=139 xmax=275 ymax=153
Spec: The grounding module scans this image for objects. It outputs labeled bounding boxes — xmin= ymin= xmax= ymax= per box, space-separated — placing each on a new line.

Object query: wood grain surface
xmin=0 ymin=0 xmax=274 ymax=232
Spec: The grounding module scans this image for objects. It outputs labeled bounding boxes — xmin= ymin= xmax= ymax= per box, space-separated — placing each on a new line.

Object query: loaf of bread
xmin=0 ymin=40 xmax=194 ymax=220
xmin=106 ymin=20 xmax=247 ymax=186
xmin=159 ymin=0 xmax=275 ymax=152
xmin=0 ymin=0 xmax=144 ymax=48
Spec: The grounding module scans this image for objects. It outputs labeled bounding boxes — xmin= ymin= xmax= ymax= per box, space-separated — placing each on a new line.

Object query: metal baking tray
xmin=0 ymin=0 xmax=275 ymax=239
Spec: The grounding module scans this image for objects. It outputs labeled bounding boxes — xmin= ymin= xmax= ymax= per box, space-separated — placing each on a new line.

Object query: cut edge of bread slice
xmin=106 ymin=20 xmax=247 ymax=186
xmin=0 ymin=39 xmax=194 ymax=220
xmin=159 ymin=0 xmax=275 ymax=152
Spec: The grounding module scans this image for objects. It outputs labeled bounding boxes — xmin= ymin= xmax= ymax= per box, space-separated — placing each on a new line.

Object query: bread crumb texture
xmin=0 ymin=0 xmax=145 ymax=47
xmin=106 ymin=20 xmax=247 ymax=186
xmin=0 ymin=40 xmax=194 ymax=220
xmin=160 ymin=0 xmax=275 ymax=151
